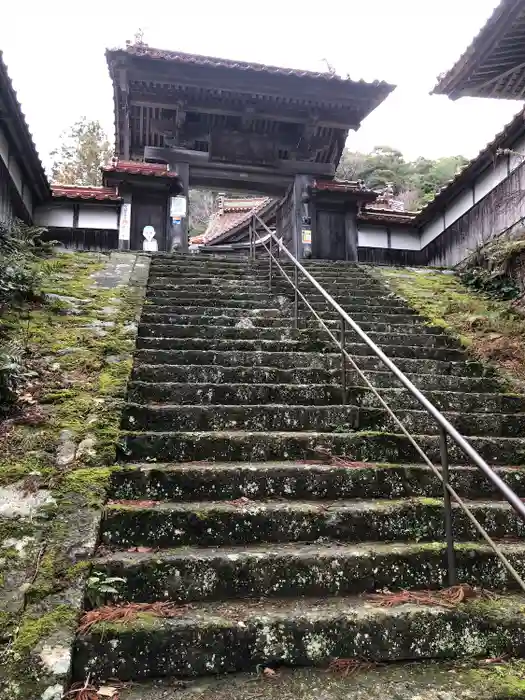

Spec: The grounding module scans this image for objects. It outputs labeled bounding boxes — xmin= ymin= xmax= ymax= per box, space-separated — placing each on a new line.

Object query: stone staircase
xmin=74 ymin=253 xmax=525 ymax=688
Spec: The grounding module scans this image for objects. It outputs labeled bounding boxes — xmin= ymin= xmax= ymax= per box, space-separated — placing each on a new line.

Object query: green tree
xmin=336 ymin=146 xmax=468 ymax=210
xmin=50 ymin=118 xmax=113 ymax=186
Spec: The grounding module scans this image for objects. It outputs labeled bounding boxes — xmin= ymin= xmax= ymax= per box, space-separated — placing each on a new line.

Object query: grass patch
xmin=375 ymin=267 xmax=525 ymax=388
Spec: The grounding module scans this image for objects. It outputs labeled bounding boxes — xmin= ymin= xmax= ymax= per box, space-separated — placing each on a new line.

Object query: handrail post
xmin=269 ymin=235 xmax=273 ymax=290
xmin=440 ymin=426 xmax=457 ymax=586
xmin=341 ymin=318 xmax=347 ymax=405
xmin=293 ymin=265 xmax=298 ymax=329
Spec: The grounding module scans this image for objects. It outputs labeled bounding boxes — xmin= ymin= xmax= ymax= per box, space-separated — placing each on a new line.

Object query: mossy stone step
xmin=142 ymin=309 xmax=421 ymax=325
xmin=146 ymin=288 xmax=278 ymax=301
xmin=132 ymin=349 xmax=489 ymax=377
xmin=144 ymin=303 xmax=417 ymax=318
xmin=137 ymin=323 xmax=307 ymax=341
xmin=115 ymin=662 xmax=525 ymax=700
xmin=118 ymin=430 xmax=525 ymax=465
xmin=72 ymin=594 xmax=525 ymax=681
xmin=148 ymin=280 xmax=387 ymax=295
xmin=94 ymin=541 xmax=525 ymax=604
xmin=101 ymin=498 xmax=525 ymax=548
xmin=136 ymin=324 xmax=458 ymax=349
xmin=110 ymin=462 xmax=525 ymax=502
xmin=136 ymin=337 xmax=467 ymax=361
xmin=141 ymin=305 xmax=283 ymax=317
xmin=145 ymin=295 xmax=278 ymax=309
xmin=145 ymin=289 xmax=405 ymax=307
xmin=121 ymin=403 xmax=525 ymax=438
xmin=126 ymin=382 xmax=521 ymax=413
xmin=139 ymin=315 xmax=448 ymax=338
xmin=131 ymin=364 xmax=502 ymax=393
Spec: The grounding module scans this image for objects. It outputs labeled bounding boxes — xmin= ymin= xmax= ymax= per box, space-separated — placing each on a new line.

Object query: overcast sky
xmin=0 ymin=0 xmax=521 ymax=169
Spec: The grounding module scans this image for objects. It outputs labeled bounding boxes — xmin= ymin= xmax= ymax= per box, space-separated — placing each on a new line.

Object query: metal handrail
xmin=251 ymin=212 xmax=525 ymax=592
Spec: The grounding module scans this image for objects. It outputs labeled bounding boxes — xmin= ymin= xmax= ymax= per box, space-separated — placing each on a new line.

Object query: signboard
xmin=119 ymin=202 xmax=131 ymax=241
xmin=170 ymin=196 xmax=187 ymax=218
xmin=302 ymin=227 xmax=311 ymax=245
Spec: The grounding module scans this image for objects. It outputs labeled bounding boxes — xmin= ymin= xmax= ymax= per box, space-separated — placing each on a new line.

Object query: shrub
xmin=0 ymin=219 xmax=52 ymax=311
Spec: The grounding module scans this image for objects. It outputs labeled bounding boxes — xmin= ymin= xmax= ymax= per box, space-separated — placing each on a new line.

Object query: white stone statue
xmin=142 ymin=225 xmax=158 ymax=252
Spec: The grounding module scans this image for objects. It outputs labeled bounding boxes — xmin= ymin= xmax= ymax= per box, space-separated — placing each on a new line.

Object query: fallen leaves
xmin=78 ymin=601 xmax=191 ymax=634
xmin=301 ymin=451 xmax=369 ymax=469
xmin=108 ymin=499 xmax=160 ymax=507
xmin=365 ymin=584 xmax=496 ymax=609
xmin=227 ymin=497 xmax=253 ymax=507
xmin=63 ymin=677 xmax=128 ymax=700
xmin=326 ymin=657 xmax=379 ymax=676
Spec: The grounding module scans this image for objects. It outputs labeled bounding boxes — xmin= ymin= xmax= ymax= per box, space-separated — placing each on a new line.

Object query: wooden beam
xmin=119 ymin=68 xmax=131 ymax=160
xmin=145 ymin=146 xmax=335 ymax=176
xmin=130 ymin=97 xmax=359 ymax=130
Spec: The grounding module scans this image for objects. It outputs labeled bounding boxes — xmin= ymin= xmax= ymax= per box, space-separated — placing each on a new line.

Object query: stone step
xmin=145 ymin=296 xmax=280 ymax=309
xmin=72 ymin=593 xmax=525 ymax=681
xmin=148 ymin=273 xmax=384 ymax=295
xmin=136 ymin=324 xmax=459 ymax=349
xmin=122 ymin=403 xmax=525 ymax=437
xmin=118 ymin=429 xmax=525 ymax=464
xmin=131 ymin=364 xmax=501 ymax=392
xmin=146 ymin=288 xmax=281 ymax=302
xmin=139 ymin=313 xmax=445 ymax=337
xmin=143 ymin=297 xmax=416 ymax=314
xmin=110 ymin=462 xmax=525 ymax=502
xmin=141 ymin=304 xmax=283 ymax=318
xmin=126 ymin=382 xmax=520 ymax=413
xmin=94 ymin=541 xmax=525 ymax=605
xmin=144 ymin=296 xmax=411 ymax=313
xmin=113 ymin=662 xmax=525 ymax=700
xmin=135 ymin=337 xmax=467 ymax=361
xmin=132 ymin=349 xmax=489 ymax=377
xmin=142 ymin=308 xmax=420 ymax=325
xmin=148 ymin=270 xmax=378 ymax=284
xmin=101 ymin=497 xmax=525 ymax=548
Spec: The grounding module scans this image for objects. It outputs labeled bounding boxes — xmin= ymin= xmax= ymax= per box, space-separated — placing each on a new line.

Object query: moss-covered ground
xmin=0 ymin=251 xmax=145 ymax=699
xmin=373 ymin=266 xmax=525 ymax=389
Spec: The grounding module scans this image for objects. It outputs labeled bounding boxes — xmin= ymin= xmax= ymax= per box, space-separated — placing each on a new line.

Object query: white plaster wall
xmin=510 ymin=133 xmax=525 ymax=170
xmin=444 ymin=188 xmax=473 ymax=229
xmin=0 ymin=126 xmax=8 ymax=166
xmin=420 ymin=216 xmax=444 ymax=248
xmin=78 ymin=205 xmax=118 ymax=229
xmin=357 ymin=225 xmax=388 ymax=248
xmin=390 ymin=228 xmax=421 ymax=250
xmin=474 ymin=158 xmax=508 ymax=202
xmin=34 ymin=204 xmax=74 ymax=228
xmin=22 ymin=186 xmax=32 ymax=216
xmin=8 ymin=156 xmax=22 ymax=195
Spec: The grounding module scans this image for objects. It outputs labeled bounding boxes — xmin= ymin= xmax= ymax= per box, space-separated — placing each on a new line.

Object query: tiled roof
xmin=192 ymin=196 xmax=270 ymax=245
xmin=432 ymin=0 xmax=525 ymax=99
xmin=51 ymin=185 xmax=121 ymax=202
xmin=415 ymin=104 xmax=525 ymax=225
xmin=359 ymin=208 xmax=417 ymax=225
xmin=102 ymin=159 xmax=179 ymax=178
xmin=0 ymin=51 xmax=50 ymax=202
xmin=110 ymin=44 xmax=393 ymax=89
xmin=312 ymin=179 xmax=373 ymax=193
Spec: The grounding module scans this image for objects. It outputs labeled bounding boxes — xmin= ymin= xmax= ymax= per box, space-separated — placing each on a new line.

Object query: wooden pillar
xmin=174 ymin=162 xmax=189 ymax=252
xmin=118 ymin=68 xmax=131 ymax=161
xmin=118 ymin=192 xmax=132 ymax=250
xmin=344 ymin=205 xmax=358 ymax=262
xmin=292 ymin=174 xmax=313 ymax=259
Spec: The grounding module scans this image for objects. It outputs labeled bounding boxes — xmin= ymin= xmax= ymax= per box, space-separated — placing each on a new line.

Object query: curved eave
xmin=0 ymin=51 xmax=50 ymax=202
xmin=432 ymin=0 xmax=525 ymax=99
